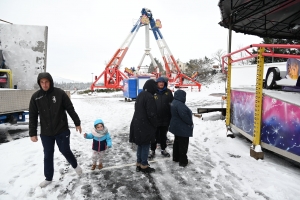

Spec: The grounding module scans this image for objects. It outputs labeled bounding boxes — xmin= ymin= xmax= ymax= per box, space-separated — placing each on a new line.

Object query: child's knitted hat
xmin=94 ymin=119 xmax=104 ymax=128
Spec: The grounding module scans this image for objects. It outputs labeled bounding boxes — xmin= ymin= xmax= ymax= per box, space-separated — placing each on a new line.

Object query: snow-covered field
xmin=1 ymin=82 xmax=300 ymax=200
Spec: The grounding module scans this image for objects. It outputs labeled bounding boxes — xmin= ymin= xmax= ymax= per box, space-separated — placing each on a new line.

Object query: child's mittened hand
xmin=83 ymin=133 xmax=87 ymax=138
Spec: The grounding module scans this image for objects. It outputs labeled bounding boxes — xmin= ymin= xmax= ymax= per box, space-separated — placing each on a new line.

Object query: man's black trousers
xmin=151 ymin=126 xmax=168 ymax=151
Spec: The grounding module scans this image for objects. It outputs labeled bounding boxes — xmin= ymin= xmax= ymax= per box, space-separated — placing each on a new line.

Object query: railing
xmin=222 ymin=44 xmax=300 ymax=73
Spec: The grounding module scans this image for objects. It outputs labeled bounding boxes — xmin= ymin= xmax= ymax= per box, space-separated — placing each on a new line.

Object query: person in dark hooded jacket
xmin=129 ymin=78 xmax=158 ymax=173
xmin=29 ymin=72 xmax=82 ymax=188
xmin=169 ymin=90 xmax=193 ymax=167
xmin=149 ymin=76 xmax=173 ymax=159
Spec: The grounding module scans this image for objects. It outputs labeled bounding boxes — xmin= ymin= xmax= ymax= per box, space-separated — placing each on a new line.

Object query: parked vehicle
xmin=0 ymin=23 xmax=47 ymax=124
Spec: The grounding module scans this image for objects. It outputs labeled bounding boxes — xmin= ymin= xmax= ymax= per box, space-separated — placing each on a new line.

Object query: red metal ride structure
xmin=91 ymin=8 xmax=201 ymax=91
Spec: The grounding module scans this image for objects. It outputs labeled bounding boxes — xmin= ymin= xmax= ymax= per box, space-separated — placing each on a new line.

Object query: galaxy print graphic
xmin=230 ymin=90 xmax=255 ymax=136
xmin=261 ymin=96 xmax=300 ymax=156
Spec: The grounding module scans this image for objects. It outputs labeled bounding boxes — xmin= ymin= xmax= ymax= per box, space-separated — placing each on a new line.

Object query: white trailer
xmin=0 ymin=23 xmax=47 ymax=124
xmin=222 ymin=44 xmax=300 ymax=163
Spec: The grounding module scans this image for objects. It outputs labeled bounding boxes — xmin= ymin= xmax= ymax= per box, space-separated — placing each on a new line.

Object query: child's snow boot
xmin=91 ymin=164 xmax=96 ymax=170
xmin=98 ymin=163 xmax=103 ymax=169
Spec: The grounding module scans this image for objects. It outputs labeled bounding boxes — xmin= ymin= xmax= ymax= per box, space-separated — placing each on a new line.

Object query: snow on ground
xmin=1 ymin=81 xmax=300 ymax=200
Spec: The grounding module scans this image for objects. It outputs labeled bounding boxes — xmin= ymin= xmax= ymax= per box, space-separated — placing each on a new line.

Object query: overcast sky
xmin=1 ymin=0 xmax=262 ymax=82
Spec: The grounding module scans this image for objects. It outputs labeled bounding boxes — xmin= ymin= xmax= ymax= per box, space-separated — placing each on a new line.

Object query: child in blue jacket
xmin=84 ymin=119 xmax=112 ymax=170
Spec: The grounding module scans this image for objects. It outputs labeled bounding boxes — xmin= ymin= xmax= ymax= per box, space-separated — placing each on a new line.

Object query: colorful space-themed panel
xmin=261 ymin=96 xmax=300 ymax=156
xmin=230 ymin=90 xmax=255 ymax=136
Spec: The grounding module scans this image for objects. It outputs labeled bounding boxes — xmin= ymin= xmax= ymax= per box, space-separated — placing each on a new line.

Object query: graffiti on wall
xmin=261 ymin=96 xmax=300 ymax=156
xmin=230 ymin=90 xmax=255 ymax=136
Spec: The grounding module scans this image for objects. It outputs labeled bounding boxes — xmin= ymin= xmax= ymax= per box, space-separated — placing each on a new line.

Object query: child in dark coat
xmin=169 ymin=90 xmax=193 ymax=167
xmin=84 ymin=119 xmax=112 ymax=170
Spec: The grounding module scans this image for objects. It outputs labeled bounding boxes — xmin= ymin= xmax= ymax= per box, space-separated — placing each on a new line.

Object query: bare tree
xmin=212 ymin=49 xmax=226 ymax=67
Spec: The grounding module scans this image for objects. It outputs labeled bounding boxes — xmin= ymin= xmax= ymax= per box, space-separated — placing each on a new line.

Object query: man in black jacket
xmin=130 ymin=79 xmax=158 ymax=173
xmin=149 ymin=77 xmax=173 ymax=159
xmin=29 ymin=72 xmax=82 ymax=188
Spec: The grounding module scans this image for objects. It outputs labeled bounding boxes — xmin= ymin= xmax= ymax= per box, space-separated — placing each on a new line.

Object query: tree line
xmin=147 ymin=52 xmax=224 ymax=83
xmin=54 ymin=82 xmax=92 ymax=90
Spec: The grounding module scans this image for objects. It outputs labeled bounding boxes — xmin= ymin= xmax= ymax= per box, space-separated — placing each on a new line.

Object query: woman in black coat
xmin=129 ymin=79 xmax=158 ymax=173
xmin=169 ymin=90 xmax=193 ymax=167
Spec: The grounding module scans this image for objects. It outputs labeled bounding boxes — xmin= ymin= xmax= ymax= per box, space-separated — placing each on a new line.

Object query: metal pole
xmin=226 ymin=14 xmax=232 ymax=93
xmin=228 ymin=26 xmax=232 ymax=54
